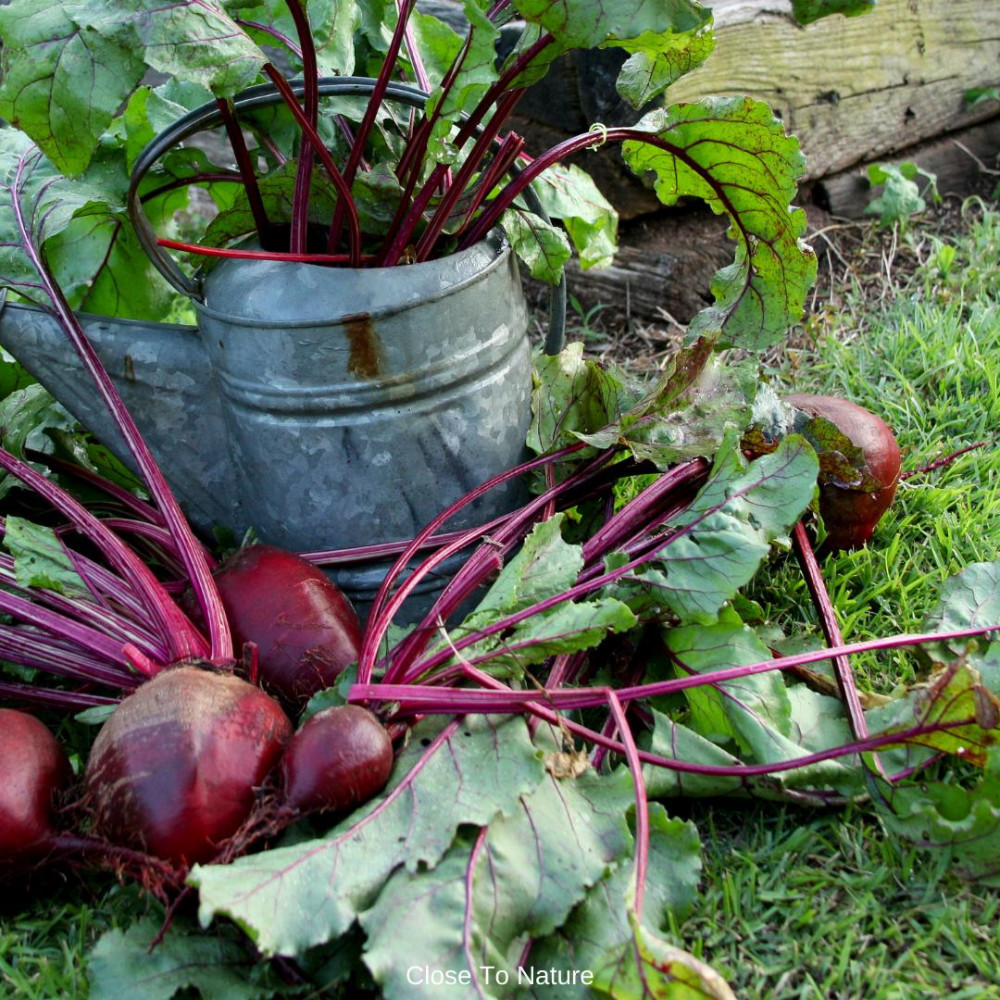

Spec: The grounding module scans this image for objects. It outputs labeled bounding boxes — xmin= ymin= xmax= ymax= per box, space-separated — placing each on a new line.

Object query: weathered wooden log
xmin=667 ymin=0 xmax=1000 ymax=182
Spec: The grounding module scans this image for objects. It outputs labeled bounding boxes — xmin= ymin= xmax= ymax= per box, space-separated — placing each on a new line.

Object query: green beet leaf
xmin=660 ymin=614 xmax=860 ymax=794
xmin=615 ymin=25 xmax=716 ymax=107
xmin=0 ymin=1 xmax=145 ymax=177
xmin=522 ymin=802 xmax=703 ymax=999
xmin=590 ymin=911 xmax=736 ymax=999
xmin=525 ymin=164 xmax=619 ymax=271
xmin=222 ymin=0 xmax=360 ymax=77
xmin=88 ymin=915 xmax=284 ymax=1000
xmin=514 ymin=0 xmax=710 ymax=53
xmin=664 ymin=614 xmax=793 ymax=750
xmin=191 ymin=714 xmax=545 ymax=957
xmin=361 ymin=768 xmax=634 ymax=999
xmin=872 ymin=749 xmax=1000 ymax=886
xmin=511 ymin=0 xmax=714 ymax=109
xmin=465 ymin=516 xmax=584 ymax=620
xmin=501 ymin=208 xmax=573 ymax=284
xmin=642 ymin=711 xmax=745 ymax=799
xmin=424 ymin=1 xmax=497 ymax=162
xmin=921 ymin=560 xmax=1000 ymax=663
xmin=622 ymin=97 xmax=815 ymax=352
xmin=609 ymin=430 xmax=818 ymax=624
xmin=791 ymin=0 xmax=877 ymax=25
xmin=454 ymin=515 xmax=638 ymax=677
xmin=3 ymin=516 xmax=89 ymax=596
xmin=0 ymin=131 xmax=170 ymax=321
xmin=0 ymin=0 xmax=264 ymax=177
xmin=202 ymin=159 xmax=404 ymax=249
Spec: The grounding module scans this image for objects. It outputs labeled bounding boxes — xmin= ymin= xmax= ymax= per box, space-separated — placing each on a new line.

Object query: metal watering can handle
xmin=127 ymin=77 xmax=566 ymax=354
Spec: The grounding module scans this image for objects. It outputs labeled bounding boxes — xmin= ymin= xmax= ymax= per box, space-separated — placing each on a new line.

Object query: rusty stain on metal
xmin=344 ymin=314 xmax=381 ymax=379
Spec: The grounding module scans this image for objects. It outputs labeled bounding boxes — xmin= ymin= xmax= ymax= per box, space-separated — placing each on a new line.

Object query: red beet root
xmin=785 ymin=393 xmax=902 ymax=551
xmin=85 ymin=665 xmax=292 ymax=865
xmin=0 ymin=710 xmax=71 ymax=861
xmin=213 ymin=545 xmax=363 ymax=710
xmin=281 ymin=705 xmax=393 ymax=815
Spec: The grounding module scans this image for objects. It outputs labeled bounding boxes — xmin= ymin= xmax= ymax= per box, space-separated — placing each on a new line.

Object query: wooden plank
xmin=666 ymin=0 xmax=1000 ymax=180
xmin=814 ymin=116 xmax=1000 ymax=217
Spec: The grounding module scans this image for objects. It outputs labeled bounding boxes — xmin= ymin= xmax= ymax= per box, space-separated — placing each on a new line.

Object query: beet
xmin=785 ymin=393 xmax=902 ymax=551
xmin=85 ymin=665 xmax=292 ymax=865
xmin=0 ymin=710 xmax=71 ymax=861
xmin=281 ymin=706 xmax=393 ymax=815
xmin=213 ymin=545 xmax=363 ymax=711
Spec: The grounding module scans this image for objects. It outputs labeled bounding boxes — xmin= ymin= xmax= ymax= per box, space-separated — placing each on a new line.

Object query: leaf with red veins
xmin=622 ymin=97 xmax=816 ymax=352
xmin=0 ymin=2 xmax=145 ymax=176
xmin=0 ymin=0 xmax=265 ymax=177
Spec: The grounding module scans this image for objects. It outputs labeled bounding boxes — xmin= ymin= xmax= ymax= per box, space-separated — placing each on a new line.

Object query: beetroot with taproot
xmin=212 ymin=544 xmax=362 ymax=711
xmin=85 ymin=665 xmax=292 ymax=865
xmin=281 ymin=705 xmax=393 ymax=815
xmin=0 ymin=710 xmax=72 ymax=861
xmin=785 ymin=393 xmax=902 ymax=551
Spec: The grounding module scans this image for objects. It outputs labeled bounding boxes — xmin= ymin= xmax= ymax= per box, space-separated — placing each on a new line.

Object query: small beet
xmin=785 ymin=393 xmax=902 ymax=551
xmin=85 ymin=664 xmax=292 ymax=865
xmin=213 ymin=544 xmax=362 ymax=711
xmin=0 ymin=710 xmax=71 ymax=861
xmin=281 ymin=705 xmax=393 ymax=815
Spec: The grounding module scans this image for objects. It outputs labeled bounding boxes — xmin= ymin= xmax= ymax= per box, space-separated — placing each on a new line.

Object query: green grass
xmin=676 ymin=201 xmax=1000 ymax=997
xmin=675 ymin=804 xmax=1000 ymax=998
xmin=0 ymin=880 xmax=144 ymax=999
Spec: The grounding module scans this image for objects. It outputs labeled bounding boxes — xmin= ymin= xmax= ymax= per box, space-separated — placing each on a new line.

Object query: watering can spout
xmin=0 ymin=298 xmax=242 ymax=535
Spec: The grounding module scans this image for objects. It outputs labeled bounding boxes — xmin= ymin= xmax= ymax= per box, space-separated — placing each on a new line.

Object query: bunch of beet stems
xmin=0 ymin=147 xmax=234 ymax=709
xmin=154 ymin=0 xmax=638 ymax=269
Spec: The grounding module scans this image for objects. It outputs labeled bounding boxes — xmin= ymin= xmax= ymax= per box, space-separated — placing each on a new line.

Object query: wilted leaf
xmin=866 ymin=662 xmax=1000 ymax=767
xmin=579 ymin=354 xmax=762 ymax=469
xmin=527 ymin=344 xmax=645 ymax=455
xmin=591 ymin=913 xmax=736 ymax=999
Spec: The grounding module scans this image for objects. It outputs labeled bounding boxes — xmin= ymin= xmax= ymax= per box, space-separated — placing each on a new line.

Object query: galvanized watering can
xmin=0 ymin=81 xmax=565 ymax=611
